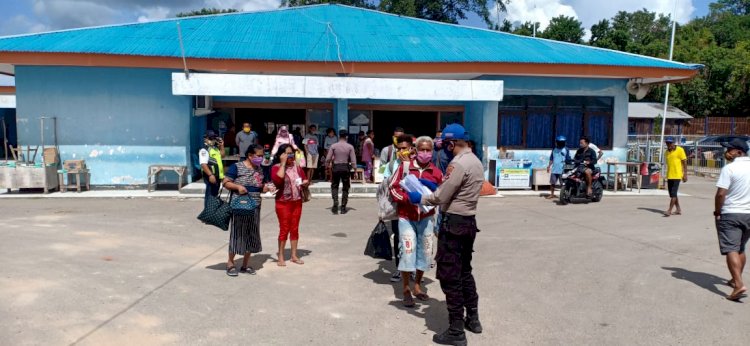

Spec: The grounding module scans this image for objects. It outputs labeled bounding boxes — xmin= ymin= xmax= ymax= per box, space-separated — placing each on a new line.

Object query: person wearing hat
xmin=664 ymin=136 xmax=687 ymax=217
xmin=199 ymin=130 xmax=226 ymax=207
xmin=714 ymin=138 xmax=750 ymax=301
xmin=325 ymin=129 xmax=356 ymax=214
xmin=547 ymin=135 xmax=571 ymax=200
xmin=407 ymin=124 xmax=484 ymax=345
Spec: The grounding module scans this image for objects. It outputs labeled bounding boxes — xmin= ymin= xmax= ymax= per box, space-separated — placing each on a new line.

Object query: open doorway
xmin=372 ymin=110 xmax=438 ymax=149
xmin=235 ymin=108 xmax=306 ymax=146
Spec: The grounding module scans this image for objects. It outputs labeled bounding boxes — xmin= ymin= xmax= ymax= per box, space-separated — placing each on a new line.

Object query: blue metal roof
xmin=0 ymin=4 xmax=699 ymax=71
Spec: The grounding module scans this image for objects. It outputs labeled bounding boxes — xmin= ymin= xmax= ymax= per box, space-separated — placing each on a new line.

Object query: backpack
xmin=376 ymin=161 xmax=408 ymax=221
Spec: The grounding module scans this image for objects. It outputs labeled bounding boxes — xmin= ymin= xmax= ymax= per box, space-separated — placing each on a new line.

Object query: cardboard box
xmin=64 ymin=160 xmax=86 ymax=171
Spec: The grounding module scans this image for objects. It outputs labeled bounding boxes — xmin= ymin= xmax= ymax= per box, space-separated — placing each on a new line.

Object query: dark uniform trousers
xmin=331 ymin=163 xmax=351 ymax=207
xmin=436 ymin=213 xmax=479 ymax=322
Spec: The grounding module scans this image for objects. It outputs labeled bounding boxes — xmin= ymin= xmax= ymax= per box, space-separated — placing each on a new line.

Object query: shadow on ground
xmin=363 ymin=260 xmax=445 ymax=333
xmin=205 ymin=254 xmax=273 ymax=271
xmin=638 ymin=207 xmax=668 ymax=215
xmin=662 ymin=266 xmax=729 ymax=298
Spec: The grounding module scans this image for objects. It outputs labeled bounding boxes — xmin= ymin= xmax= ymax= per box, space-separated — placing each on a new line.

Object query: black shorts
xmin=716 ymin=214 xmax=750 ymax=255
xmin=667 ymin=179 xmax=681 ymax=198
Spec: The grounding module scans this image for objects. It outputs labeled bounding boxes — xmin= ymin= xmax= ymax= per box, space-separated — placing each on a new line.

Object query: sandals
xmin=415 ymin=292 xmax=430 ymax=301
xmin=726 ymin=287 xmax=748 ymax=301
xmin=291 ymin=258 xmax=305 ymax=265
xmin=240 ymin=266 xmax=256 ymax=275
xmin=226 ymin=266 xmax=238 ymax=277
xmin=402 ymin=292 xmax=416 ymax=308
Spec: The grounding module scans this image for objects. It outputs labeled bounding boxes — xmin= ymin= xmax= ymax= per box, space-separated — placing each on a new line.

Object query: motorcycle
xmin=559 ymin=162 xmax=605 ymax=205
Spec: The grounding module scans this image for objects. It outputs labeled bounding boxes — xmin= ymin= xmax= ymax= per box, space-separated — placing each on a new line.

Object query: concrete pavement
xmin=0 ymin=176 xmax=747 ymax=345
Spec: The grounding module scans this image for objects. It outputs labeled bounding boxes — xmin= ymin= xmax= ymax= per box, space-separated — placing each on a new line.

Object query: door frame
xmin=348 ymin=104 xmax=465 ymax=134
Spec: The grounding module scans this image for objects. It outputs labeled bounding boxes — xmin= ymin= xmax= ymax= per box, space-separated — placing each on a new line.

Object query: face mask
xmin=725 ymin=151 xmax=735 ymax=163
xmin=417 ymin=152 xmax=433 ymax=164
xmin=398 ymin=149 xmax=412 ymax=159
xmin=243 ymin=127 xmax=251 ymax=133
xmin=250 ymin=157 xmax=264 ymax=166
xmin=443 ymin=141 xmax=455 ymax=158
xmin=205 ymin=140 xmax=215 ymax=147
xmin=393 ymin=136 xmax=399 ymax=145
xmin=286 ymin=157 xmax=295 ymax=165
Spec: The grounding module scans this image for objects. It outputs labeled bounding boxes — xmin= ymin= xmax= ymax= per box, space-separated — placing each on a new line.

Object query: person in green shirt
xmin=199 ymin=130 xmax=226 ymax=207
xmin=664 ymin=137 xmax=687 ymax=216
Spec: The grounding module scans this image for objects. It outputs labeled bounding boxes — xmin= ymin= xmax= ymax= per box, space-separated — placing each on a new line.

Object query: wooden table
xmin=147 ymin=165 xmax=187 ymax=192
xmin=606 ymin=162 xmax=643 ymax=193
xmin=58 ymin=169 xmax=90 ymax=192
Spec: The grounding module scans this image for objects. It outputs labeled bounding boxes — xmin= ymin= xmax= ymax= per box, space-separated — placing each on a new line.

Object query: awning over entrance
xmin=0 ymin=95 xmax=15 ymax=109
xmin=172 ymin=73 xmax=503 ymax=101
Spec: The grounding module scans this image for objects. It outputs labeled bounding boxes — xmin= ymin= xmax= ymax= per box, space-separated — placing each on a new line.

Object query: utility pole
xmin=658 ymin=0 xmax=678 ymax=165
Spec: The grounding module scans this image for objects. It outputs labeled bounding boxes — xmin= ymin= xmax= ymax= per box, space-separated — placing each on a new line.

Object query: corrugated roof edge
xmin=0 ymin=3 xmax=705 ymax=71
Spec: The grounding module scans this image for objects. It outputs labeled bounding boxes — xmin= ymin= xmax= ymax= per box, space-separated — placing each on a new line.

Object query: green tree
xmin=669 ymin=1 xmax=750 ymax=117
xmin=284 ymin=0 xmax=507 ymax=27
xmin=281 ymin=0 xmax=375 ymax=7
xmin=492 ymin=19 xmax=513 ymax=32
xmin=176 ymin=8 xmax=238 ymax=17
xmin=710 ymin=0 xmax=750 ymax=15
xmin=541 ymin=15 xmax=584 ymax=43
xmin=589 ymin=19 xmax=616 ymax=49
xmin=380 ymin=0 xmax=416 ymax=17
xmin=512 ymin=21 xmax=538 ymax=36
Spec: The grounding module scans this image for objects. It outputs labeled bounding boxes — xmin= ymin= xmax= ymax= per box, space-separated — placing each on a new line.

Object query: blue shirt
xmin=549 ymin=147 xmax=570 ymax=174
xmin=433 ymin=149 xmax=451 ymax=175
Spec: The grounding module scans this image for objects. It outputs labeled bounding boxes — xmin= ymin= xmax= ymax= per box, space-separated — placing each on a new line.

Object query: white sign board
xmin=496 ymin=168 xmax=531 ymax=189
xmin=172 ymin=73 xmax=503 ymax=101
xmin=0 ymin=95 xmax=15 ymax=109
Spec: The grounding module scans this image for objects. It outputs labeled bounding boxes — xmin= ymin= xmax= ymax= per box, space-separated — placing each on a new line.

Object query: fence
xmin=627 ymin=134 xmax=730 ymax=176
xmin=630 ymin=117 xmax=750 ymax=137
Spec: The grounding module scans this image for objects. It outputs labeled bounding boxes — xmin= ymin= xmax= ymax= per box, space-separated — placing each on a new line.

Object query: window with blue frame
xmin=498 ymin=96 xmax=613 ymax=149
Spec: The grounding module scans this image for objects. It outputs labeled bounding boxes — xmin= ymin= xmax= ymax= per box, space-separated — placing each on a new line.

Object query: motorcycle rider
xmin=574 ymin=136 xmax=598 ymax=198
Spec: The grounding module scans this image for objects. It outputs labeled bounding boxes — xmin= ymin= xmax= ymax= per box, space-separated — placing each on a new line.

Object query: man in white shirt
xmin=588 ymin=142 xmax=604 ymax=161
xmin=714 ymin=138 xmax=750 ymax=301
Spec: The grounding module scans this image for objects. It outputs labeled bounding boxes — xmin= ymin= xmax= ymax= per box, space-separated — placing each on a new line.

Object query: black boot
xmin=433 ymin=320 xmax=467 ymax=346
xmin=341 ymin=191 xmax=349 ymax=214
xmin=331 ymin=188 xmax=339 ymax=215
xmin=464 ymin=307 xmax=482 ymax=334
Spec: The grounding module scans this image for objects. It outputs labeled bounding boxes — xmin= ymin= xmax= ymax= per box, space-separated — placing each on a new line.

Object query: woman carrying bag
xmin=271 ymin=144 xmax=309 ymax=267
xmin=222 ymin=145 xmax=275 ymax=277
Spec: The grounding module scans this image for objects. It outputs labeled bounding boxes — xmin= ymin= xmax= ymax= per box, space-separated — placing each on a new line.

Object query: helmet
xmin=555 ymin=135 xmax=567 ymax=142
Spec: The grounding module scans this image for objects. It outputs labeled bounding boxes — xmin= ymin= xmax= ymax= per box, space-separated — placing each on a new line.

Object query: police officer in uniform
xmin=407 ymin=124 xmax=484 ymax=346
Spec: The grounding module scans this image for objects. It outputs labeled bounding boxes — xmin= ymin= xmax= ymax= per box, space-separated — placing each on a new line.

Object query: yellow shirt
xmin=666 ymin=146 xmax=687 ymax=180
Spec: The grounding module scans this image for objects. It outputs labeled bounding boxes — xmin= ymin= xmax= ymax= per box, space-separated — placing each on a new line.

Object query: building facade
xmin=0 ymin=5 xmax=700 ymax=186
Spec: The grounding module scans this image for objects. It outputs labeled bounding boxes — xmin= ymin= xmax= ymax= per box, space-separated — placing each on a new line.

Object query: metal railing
xmin=627 ymin=135 xmax=732 ymax=176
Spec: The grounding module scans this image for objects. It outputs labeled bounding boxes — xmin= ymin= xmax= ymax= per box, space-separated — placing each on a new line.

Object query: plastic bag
xmin=364 ymin=221 xmax=393 ymax=260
